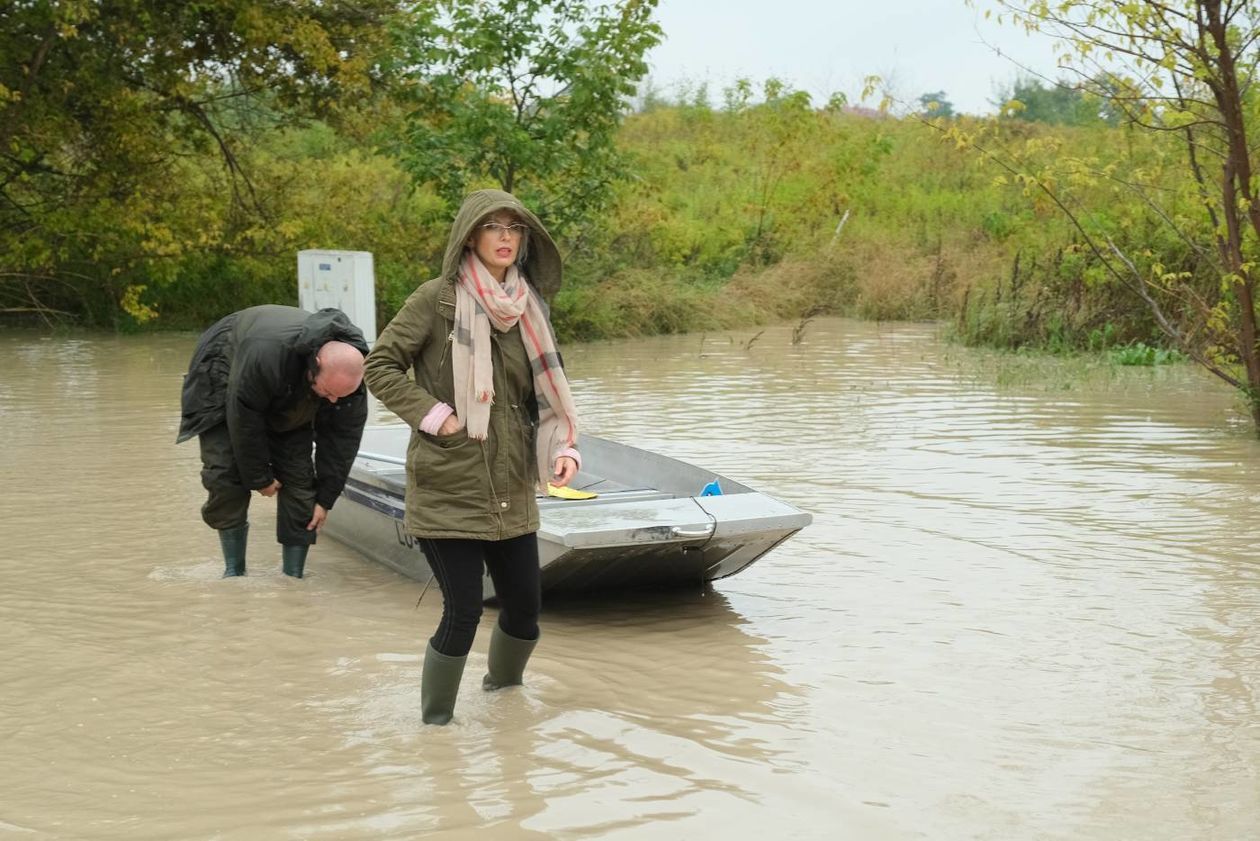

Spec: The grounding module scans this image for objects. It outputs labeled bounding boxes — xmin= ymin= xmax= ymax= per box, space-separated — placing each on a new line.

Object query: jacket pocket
xmin=410 ymin=429 xmax=483 ymax=491
xmin=430 ymin=429 xmax=467 ymax=450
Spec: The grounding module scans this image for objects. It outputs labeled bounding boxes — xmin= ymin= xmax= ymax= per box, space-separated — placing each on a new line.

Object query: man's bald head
xmin=311 ymin=341 xmax=365 ymax=404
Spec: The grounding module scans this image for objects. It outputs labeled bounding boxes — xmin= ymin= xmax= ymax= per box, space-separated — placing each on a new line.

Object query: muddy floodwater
xmin=2 ymin=317 xmax=1259 ymax=840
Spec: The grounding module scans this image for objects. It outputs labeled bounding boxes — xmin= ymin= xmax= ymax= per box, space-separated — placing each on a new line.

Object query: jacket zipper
xmin=439 ymin=323 xmax=453 ymax=371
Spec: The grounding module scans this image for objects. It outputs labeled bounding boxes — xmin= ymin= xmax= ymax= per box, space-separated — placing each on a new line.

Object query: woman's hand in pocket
xmin=436 ymin=414 xmax=462 ymax=437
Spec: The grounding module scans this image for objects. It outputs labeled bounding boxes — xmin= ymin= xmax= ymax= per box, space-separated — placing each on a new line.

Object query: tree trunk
xmin=1203 ymin=0 xmax=1260 ymax=433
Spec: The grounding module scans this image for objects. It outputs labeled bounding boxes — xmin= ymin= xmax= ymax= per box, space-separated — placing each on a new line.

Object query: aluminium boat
xmin=323 ymin=424 xmax=811 ymax=599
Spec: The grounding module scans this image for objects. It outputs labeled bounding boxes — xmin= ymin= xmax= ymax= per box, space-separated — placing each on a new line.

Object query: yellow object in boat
xmin=546 ymin=483 xmax=598 ymax=500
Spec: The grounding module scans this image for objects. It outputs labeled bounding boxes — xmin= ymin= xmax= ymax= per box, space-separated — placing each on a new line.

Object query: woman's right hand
xmin=436 ymin=414 xmax=462 ymax=437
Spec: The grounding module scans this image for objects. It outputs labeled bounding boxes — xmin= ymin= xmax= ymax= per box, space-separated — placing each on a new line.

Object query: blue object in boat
xmin=700 ymin=479 xmax=723 ymax=497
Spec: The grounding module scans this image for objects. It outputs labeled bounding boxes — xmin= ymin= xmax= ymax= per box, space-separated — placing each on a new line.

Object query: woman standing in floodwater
xmin=364 ymin=189 xmax=581 ymax=725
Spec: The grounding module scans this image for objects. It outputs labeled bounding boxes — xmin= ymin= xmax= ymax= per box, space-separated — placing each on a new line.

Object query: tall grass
xmin=21 ymin=96 xmax=1197 ymax=359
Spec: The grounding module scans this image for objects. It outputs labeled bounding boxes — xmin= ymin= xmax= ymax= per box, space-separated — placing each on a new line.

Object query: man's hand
xmin=437 ymin=414 xmax=462 ymax=436
xmin=551 ymin=456 xmax=578 ymax=488
xmin=306 ymin=504 xmax=328 ymax=532
xmin=258 ymin=479 xmax=282 ymax=497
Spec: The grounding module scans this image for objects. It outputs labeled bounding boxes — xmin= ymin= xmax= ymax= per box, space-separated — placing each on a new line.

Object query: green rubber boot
xmin=281 ymin=544 xmax=309 ymax=578
xmin=219 ymin=524 xmax=248 ymax=577
xmin=482 ymin=624 xmax=539 ymax=691
xmin=421 ymin=642 xmax=467 ymax=725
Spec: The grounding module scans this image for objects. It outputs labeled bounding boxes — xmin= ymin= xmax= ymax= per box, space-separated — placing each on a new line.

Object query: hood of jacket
xmin=439 ymin=189 xmax=564 ymax=299
xmin=291 ymin=307 xmax=371 ymax=358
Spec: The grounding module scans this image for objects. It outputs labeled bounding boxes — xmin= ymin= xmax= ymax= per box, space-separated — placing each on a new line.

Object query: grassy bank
xmin=2 ymin=100 xmax=1197 ymax=359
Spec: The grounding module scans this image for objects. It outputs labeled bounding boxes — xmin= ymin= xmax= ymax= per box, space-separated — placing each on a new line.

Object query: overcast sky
xmin=646 ymin=0 xmax=1066 ymax=114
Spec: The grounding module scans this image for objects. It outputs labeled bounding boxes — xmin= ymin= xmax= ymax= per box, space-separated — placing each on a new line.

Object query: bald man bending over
xmin=177 ymin=306 xmax=370 ymax=579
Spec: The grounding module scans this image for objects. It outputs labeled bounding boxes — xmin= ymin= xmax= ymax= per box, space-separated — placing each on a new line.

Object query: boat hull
xmin=323 ymin=427 xmax=811 ymax=599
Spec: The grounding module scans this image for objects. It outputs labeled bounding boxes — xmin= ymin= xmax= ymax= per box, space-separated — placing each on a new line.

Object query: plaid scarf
xmin=453 ymin=252 xmax=579 ymax=485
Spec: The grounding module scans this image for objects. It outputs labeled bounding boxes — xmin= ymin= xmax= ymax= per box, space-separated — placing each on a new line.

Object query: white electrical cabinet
xmin=297 ymin=250 xmax=377 ymax=345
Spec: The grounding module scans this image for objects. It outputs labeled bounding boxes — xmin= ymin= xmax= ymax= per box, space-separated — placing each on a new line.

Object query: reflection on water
xmin=2 ymin=319 xmax=1260 ymax=839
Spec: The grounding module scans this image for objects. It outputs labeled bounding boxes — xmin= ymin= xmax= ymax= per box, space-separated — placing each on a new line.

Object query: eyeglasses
xmin=478 ymin=222 xmax=529 ymax=239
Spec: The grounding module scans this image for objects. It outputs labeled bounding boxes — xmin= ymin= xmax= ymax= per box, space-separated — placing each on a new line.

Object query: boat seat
xmin=540 ymin=474 xmax=676 ymax=504
xmin=361 ymin=466 xmax=677 ymax=504
xmin=538 ymin=487 xmax=675 ymax=505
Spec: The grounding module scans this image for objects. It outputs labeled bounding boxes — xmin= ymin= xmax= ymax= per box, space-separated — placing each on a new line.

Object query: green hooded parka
xmin=364 ymin=190 xmax=573 ymax=540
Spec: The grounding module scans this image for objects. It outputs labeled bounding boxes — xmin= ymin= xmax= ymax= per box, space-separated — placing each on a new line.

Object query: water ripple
xmin=3 ymin=320 xmax=1260 ymax=839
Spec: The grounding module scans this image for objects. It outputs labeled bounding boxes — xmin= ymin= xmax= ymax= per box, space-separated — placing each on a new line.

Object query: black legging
xmin=419 ymin=533 xmax=541 ymax=657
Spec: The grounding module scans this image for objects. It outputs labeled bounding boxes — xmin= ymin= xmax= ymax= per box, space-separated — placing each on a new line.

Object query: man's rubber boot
xmin=282 ymin=544 xmax=309 ymax=579
xmin=219 ymin=524 xmax=248 ymax=577
xmin=421 ymin=642 xmax=467 ymax=725
xmin=482 ymin=624 xmax=539 ymax=691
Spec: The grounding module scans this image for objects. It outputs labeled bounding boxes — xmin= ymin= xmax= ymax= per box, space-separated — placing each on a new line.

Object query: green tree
xmin=986 ymin=0 xmax=1260 ymax=431
xmin=396 ymin=0 xmax=662 ymax=239
xmin=994 ymin=76 xmax=1117 ymax=126
xmin=918 ymin=90 xmax=955 ymax=118
xmin=0 ymin=0 xmax=405 ymax=325
xmin=723 ymin=78 xmax=821 ymax=259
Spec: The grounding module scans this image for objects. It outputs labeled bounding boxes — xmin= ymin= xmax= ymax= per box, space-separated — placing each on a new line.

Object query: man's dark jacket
xmin=177 ymin=305 xmax=369 ymax=510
